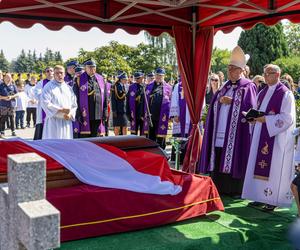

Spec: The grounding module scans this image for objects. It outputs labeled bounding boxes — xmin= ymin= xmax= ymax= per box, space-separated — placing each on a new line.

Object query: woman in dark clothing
xmin=111 ymin=72 xmax=128 ymax=136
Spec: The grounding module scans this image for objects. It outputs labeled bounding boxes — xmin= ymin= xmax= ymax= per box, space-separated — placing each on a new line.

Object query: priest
xmin=198 ymin=46 xmax=257 ymax=196
xmin=242 ymin=64 xmax=295 ymax=210
xmin=142 ymin=68 xmax=172 ymax=149
xmin=40 ymin=65 xmax=77 ymax=139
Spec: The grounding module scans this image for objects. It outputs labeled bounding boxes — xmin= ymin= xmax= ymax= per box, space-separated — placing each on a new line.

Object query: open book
xmin=242 ymin=108 xmax=265 ymax=122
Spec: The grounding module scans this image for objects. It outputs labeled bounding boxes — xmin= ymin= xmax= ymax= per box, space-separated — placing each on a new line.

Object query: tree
xmin=13 ymin=49 xmax=29 ymax=72
xmin=0 ymin=50 xmax=9 ymax=71
xmin=273 ymin=56 xmax=300 ymax=82
xmin=144 ymin=31 xmax=177 ymax=77
xmin=284 ymin=22 xmax=300 ymax=56
xmin=238 ymin=23 xmax=289 ymax=76
xmin=211 ymin=48 xmax=231 ymax=76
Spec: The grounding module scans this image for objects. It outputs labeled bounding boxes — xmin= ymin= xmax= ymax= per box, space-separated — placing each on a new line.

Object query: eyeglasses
xmin=263 ymin=72 xmax=277 ymax=77
xmin=46 ymin=69 xmax=53 ymax=73
xmin=258 ymin=80 xmax=265 ymax=84
xmin=211 ymin=79 xmax=218 ymax=82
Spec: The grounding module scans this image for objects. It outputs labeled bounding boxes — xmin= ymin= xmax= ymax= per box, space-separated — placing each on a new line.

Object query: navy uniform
xmin=111 ymin=72 xmax=128 ymax=135
xmin=143 ymin=68 xmax=172 ymax=149
xmin=126 ymin=71 xmax=144 ymax=135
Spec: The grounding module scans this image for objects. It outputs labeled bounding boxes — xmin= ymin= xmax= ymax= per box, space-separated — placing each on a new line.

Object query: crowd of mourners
xmin=1 ymin=47 xmax=300 ymax=247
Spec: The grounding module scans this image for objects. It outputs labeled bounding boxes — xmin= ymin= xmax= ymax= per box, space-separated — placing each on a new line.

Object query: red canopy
xmin=1 ymin=0 xmax=299 ymax=172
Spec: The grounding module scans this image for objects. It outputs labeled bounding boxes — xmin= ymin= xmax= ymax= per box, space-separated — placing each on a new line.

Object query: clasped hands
xmin=59 ymin=108 xmax=71 ymax=120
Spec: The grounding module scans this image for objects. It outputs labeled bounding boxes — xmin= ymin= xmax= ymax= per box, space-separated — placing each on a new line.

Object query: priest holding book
xmin=198 ymin=46 xmax=257 ymax=196
xmin=242 ymin=64 xmax=296 ymax=210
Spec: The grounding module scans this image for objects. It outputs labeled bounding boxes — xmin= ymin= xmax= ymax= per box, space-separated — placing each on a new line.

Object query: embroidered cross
xmin=275 ymin=119 xmax=284 ymax=128
xmin=258 ymin=160 xmax=268 ymax=169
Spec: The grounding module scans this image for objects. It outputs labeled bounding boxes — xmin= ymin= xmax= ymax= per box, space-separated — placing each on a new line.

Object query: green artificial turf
xmin=58 ymin=196 xmax=297 ymax=250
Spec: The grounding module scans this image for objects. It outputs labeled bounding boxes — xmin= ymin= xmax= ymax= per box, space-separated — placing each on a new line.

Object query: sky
xmin=0 ymin=21 xmax=243 ymax=61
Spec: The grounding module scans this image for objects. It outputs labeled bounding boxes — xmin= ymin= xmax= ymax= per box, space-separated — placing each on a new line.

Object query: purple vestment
xmin=41 ymin=79 xmax=50 ymax=124
xmin=198 ymin=78 xmax=257 ymax=179
xmin=64 ymin=74 xmax=74 ymax=87
xmin=142 ymin=81 xmax=172 ymax=137
xmin=79 ymin=72 xmax=105 ymax=135
xmin=254 ymin=83 xmax=288 ymax=180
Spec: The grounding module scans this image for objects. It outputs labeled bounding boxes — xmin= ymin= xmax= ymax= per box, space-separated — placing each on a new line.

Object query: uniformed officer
xmin=74 ymin=59 xmax=108 ymax=138
xmin=142 ymin=68 xmax=172 ymax=149
xmin=126 ymin=71 xmax=144 ymax=135
xmin=111 ymin=72 xmax=128 ymax=136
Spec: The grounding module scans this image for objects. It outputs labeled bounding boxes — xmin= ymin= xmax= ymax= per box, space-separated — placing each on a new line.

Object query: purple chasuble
xmin=142 ymin=81 xmax=172 ymax=137
xmin=198 ymin=78 xmax=257 ymax=179
xmin=42 ymin=79 xmax=50 ymax=124
xmin=79 ymin=72 xmax=105 ymax=135
xmin=254 ymin=83 xmax=288 ymax=180
xmin=128 ymin=83 xmax=139 ymax=133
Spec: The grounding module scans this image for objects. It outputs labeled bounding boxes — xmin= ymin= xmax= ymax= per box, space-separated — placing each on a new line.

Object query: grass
xmin=58 ymin=196 xmax=297 ymax=250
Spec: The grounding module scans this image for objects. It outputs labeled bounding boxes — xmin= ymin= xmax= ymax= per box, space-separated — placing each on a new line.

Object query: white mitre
xmin=229 ymin=46 xmax=246 ymax=69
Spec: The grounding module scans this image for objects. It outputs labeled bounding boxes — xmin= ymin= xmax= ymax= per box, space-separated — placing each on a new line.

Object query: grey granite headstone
xmin=0 ymin=153 xmax=60 ymax=250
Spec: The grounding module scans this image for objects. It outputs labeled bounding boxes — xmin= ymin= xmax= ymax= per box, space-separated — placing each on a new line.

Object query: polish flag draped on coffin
xmin=0 ymin=139 xmax=181 ymax=195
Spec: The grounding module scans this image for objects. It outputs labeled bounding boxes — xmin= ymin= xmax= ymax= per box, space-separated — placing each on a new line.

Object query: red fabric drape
xmin=173 ymin=25 xmax=214 ymax=173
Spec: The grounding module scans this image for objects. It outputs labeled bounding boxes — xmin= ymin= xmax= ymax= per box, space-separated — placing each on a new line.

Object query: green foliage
xmin=11 ymin=48 xmax=63 ymax=73
xmin=238 ymin=23 xmax=289 ymax=76
xmin=273 ymin=56 xmax=300 ymax=82
xmin=284 ymin=22 xmax=300 ymax=56
xmin=295 ymin=99 xmax=300 ymax=127
xmin=144 ymin=31 xmax=177 ymax=78
xmin=211 ymin=48 xmax=230 ymax=76
xmin=0 ymin=50 xmax=9 ymax=72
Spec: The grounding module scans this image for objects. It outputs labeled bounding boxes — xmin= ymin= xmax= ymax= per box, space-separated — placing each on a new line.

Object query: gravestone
xmin=0 ymin=153 xmax=60 ymax=250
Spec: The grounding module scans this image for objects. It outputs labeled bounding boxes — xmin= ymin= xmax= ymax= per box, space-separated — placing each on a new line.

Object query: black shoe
xmin=11 ymin=131 xmax=16 ymax=136
xmin=21 ymin=126 xmax=25 ymax=129
xmin=262 ymin=204 xmax=276 ymax=211
xmin=26 ymin=124 xmax=30 ymax=128
xmin=248 ymin=201 xmax=264 ymax=207
xmin=16 ymin=126 xmax=20 ymax=130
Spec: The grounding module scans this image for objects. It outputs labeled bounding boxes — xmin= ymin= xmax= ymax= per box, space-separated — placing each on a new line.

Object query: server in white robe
xmin=41 ymin=65 xmax=77 ymax=139
xmin=242 ymin=64 xmax=296 ymax=210
xmin=33 ymin=67 xmax=54 ymax=140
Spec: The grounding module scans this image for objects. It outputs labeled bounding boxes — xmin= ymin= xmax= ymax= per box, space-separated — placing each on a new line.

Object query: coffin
xmin=0 ymin=135 xmax=166 ymax=189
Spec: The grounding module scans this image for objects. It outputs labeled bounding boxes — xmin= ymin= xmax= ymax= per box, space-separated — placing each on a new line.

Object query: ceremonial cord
xmin=114 ymin=84 xmax=126 ymax=100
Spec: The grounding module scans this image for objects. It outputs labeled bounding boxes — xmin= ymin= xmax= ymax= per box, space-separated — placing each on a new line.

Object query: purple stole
xmin=178 ymin=82 xmax=188 ymax=137
xmin=97 ymin=82 xmax=111 ymax=135
xmin=142 ymin=81 xmax=172 ymax=137
xmin=254 ymin=83 xmax=288 ymax=180
xmin=64 ymin=74 xmax=73 ymax=87
xmin=42 ymin=79 xmax=50 ymax=124
xmin=128 ymin=83 xmax=138 ymax=133
xmin=79 ymin=72 xmax=105 ymax=135
xmin=198 ymin=78 xmax=257 ymax=178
